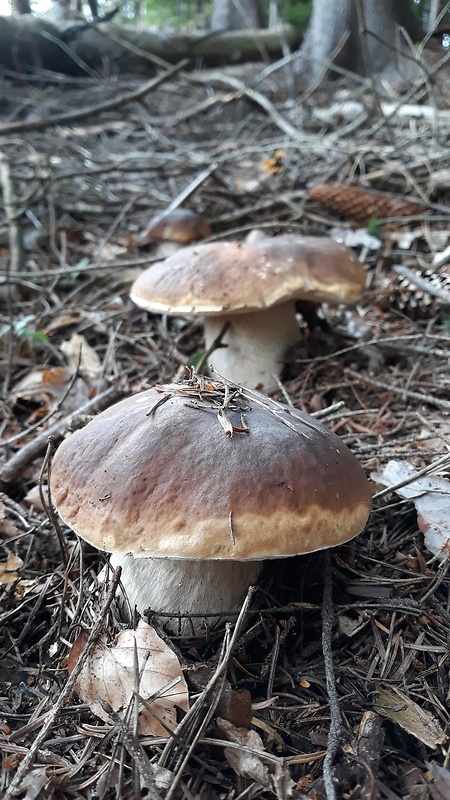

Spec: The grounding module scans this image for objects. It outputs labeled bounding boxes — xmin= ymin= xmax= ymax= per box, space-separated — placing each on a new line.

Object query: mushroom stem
xmin=203 ymin=300 xmax=300 ymax=391
xmin=109 ymin=553 xmax=262 ymax=634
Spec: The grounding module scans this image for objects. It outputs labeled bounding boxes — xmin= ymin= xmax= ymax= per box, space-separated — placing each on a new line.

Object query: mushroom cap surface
xmin=51 ymin=378 xmax=372 ymax=560
xmin=137 ymin=209 xmax=211 ymax=246
xmin=130 ymin=235 xmax=365 ymax=316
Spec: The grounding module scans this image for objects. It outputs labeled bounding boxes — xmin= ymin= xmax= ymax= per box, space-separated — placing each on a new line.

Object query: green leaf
xmin=366 ymin=217 xmax=381 ymax=235
xmin=22 ymin=329 xmax=48 ymax=341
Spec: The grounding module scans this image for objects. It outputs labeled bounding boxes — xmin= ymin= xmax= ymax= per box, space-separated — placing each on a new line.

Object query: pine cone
xmin=307 ymin=184 xmax=425 ymax=227
xmin=389 ymin=269 xmax=450 ymax=319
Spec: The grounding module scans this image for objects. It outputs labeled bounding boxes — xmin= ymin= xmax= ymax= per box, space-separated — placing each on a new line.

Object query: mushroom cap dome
xmin=130 ymin=235 xmax=365 ymax=316
xmin=51 ymin=377 xmax=371 ymax=560
xmin=137 ymin=208 xmax=211 ymax=246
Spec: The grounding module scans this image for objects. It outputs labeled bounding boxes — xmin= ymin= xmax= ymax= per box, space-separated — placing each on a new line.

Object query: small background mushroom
xmin=134 ymin=208 xmax=211 ymax=258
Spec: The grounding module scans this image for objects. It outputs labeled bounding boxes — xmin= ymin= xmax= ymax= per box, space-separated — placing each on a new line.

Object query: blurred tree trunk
xmin=49 ymin=0 xmax=79 ymax=22
xmin=12 ymin=0 xmax=32 ymax=14
xmin=211 ymin=0 xmax=266 ymax=30
xmin=296 ymin=0 xmax=424 ymax=85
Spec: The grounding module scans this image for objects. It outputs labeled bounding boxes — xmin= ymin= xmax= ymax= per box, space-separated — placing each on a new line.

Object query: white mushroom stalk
xmin=203 ymin=300 xmax=300 ymax=390
xmin=109 ymin=554 xmax=261 ymax=633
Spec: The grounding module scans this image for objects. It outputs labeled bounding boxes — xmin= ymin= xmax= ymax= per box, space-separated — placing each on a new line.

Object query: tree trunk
xmin=210 ymin=0 xmax=266 ymax=31
xmin=296 ymin=0 xmax=424 ymax=86
xmin=12 ymin=0 xmax=32 ymax=15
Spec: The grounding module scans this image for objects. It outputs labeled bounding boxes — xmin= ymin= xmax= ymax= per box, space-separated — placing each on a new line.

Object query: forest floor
xmin=1 ymin=51 xmax=450 ymax=800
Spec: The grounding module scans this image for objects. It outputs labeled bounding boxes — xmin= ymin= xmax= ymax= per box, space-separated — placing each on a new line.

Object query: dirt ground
xmin=1 ymin=52 xmax=450 ymax=799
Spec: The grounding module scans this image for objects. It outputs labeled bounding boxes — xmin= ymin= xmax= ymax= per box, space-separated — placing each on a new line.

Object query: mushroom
xmin=130 ymin=235 xmax=366 ymax=391
xmin=50 ymin=372 xmax=372 ymax=634
xmin=135 ymin=208 xmax=211 ymax=258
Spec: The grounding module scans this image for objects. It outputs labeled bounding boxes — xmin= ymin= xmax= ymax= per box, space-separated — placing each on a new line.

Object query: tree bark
xmin=210 ymin=0 xmax=266 ymax=31
xmin=0 ymin=16 xmax=297 ymax=76
xmin=296 ymin=0 xmax=424 ymax=86
xmin=12 ymin=0 xmax=32 ymax=15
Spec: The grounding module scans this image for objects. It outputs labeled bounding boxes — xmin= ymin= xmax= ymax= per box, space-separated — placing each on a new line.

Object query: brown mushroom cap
xmin=136 ymin=209 xmax=211 ymax=247
xmin=130 ymin=235 xmax=365 ymax=315
xmin=51 ymin=379 xmax=371 ymax=561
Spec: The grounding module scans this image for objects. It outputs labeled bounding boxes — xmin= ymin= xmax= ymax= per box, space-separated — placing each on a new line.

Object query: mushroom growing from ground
xmin=135 ymin=208 xmax=211 ymax=258
xmin=130 ymin=235 xmax=366 ymax=391
xmin=50 ymin=372 xmax=372 ymax=634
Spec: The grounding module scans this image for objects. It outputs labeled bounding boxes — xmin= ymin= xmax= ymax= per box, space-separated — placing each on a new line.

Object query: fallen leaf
xmin=373 ymin=460 xmax=450 ymax=561
xmin=0 ymin=502 xmax=19 ymax=538
xmin=23 ymin=485 xmax=46 ymax=512
xmin=9 ymin=766 xmax=48 ymax=800
xmin=10 ymin=366 xmax=90 ymax=415
xmin=2 ymin=753 xmax=24 ymax=771
xmin=217 ymin=718 xmax=295 ymax=798
xmin=44 ymin=313 xmax=82 ymax=334
xmin=374 ymin=687 xmax=447 ymax=748
xmin=69 ymin=620 xmax=189 ymax=736
xmin=0 ymin=552 xmax=24 ymax=584
xmin=60 ymin=332 xmax=102 ymax=382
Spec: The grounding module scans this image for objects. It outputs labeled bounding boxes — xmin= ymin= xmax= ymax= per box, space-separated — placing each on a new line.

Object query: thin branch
xmin=322 ymin=552 xmax=341 ymax=800
xmin=0 ymin=60 xmax=189 ymax=136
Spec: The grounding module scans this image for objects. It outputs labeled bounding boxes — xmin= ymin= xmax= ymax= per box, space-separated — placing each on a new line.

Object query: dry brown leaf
xmin=44 ymin=313 xmax=82 ymax=334
xmin=261 ymin=149 xmax=285 ymax=174
xmin=0 ymin=552 xmax=24 ymax=584
xmin=2 ymin=752 xmax=24 ymax=772
xmin=60 ymin=332 xmax=102 ymax=382
xmin=374 ymin=687 xmax=447 ymax=749
xmin=217 ymin=718 xmax=295 ymax=798
xmin=0 ymin=502 xmax=20 ymax=538
xmin=69 ymin=619 xmax=189 ymax=737
xmin=9 ymin=365 xmax=90 ymax=416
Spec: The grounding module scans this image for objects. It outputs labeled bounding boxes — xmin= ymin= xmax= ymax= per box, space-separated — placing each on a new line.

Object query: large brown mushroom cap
xmin=51 ymin=378 xmax=372 ymax=561
xmin=130 ymin=235 xmax=365 ymax=315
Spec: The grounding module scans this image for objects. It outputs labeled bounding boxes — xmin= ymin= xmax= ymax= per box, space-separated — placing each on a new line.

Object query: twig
xmin=0 ymin=61 xmax=189 ymax=135
xmin=322 ymin=552 xmax=341 ymax=800
xmin=3 ymin=568 xmax=122 ymax=800
xmin=202 ymin=73 xmax=306 ymax=143
xmin=266 ymin=625 xmax=281 ymax=701
xmin=196 ymin=321 xmax=230 ymax=374
xmin=41 ymin=30 xmax=101 ymax=79
xmin=158 ymin=586 xmax=256 ymax=790
xmin=345 ymin=368 xmax=450 ymax=412
xmin=165 ymin=163 xmax=219 ymax=214
xmin=373 ymin=452 xmax=450 ymax=500
xmin=98 ymin=702 xmax=165 ymax=799
xmin=0 ymin=381 xmax=129 ymax=490
xmin=39 ymin=437 xmax=68 ymax=567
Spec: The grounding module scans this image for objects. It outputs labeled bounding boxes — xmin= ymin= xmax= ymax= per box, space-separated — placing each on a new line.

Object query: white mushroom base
xmin=109 ymin=553 xmax=262 ymax=635
xmin=204 ymin=300 xmax=300 ymax=392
